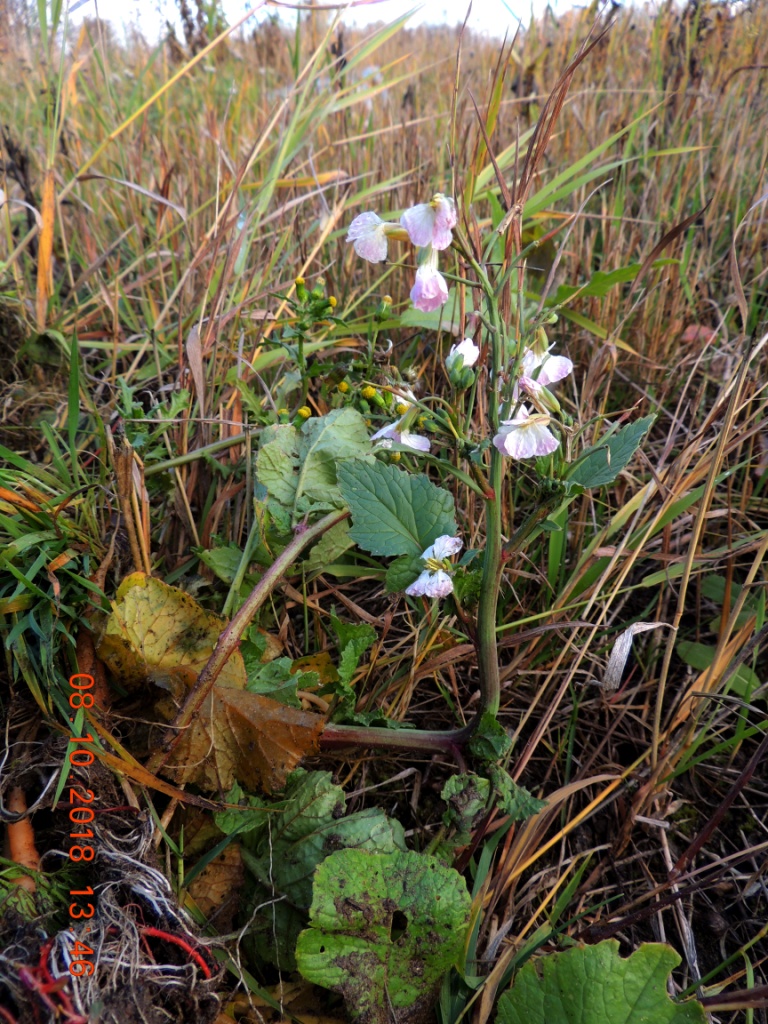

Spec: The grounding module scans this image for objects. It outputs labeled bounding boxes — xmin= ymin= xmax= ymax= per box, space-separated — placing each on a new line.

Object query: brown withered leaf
xmin=187 ymin=843 xmax=244 ymax=927
xmin=96 ymin=572 xmax=325 ymax=793
xmin=164 ymin=686 xmax=325 ymax=793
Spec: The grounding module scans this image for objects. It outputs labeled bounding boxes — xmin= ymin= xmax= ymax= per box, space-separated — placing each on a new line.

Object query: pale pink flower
xmin=370 ymin=421 xmax=430 ymax=452
xmin=446 ymin=338 xmax=480 ymax=372
xmin=410 ymin=248 xmax=449 ymax=312
xmin=493 ymin=406 xmax=560 ymax=459
xmin=401 ymin=193 xmax=457 ymax=250
xmin=346 ymin=212 xmax=391 ymax=263
xmin=405 ymin=535 xmax=463 ymax=599
xmin=512 ymin=348 xmax=573 ymax=402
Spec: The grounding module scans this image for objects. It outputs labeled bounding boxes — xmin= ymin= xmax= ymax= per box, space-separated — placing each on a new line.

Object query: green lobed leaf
xmin=257 ymin=425 xmax=300 ymax=507
xmin=330 ymin=611 xmax=377 ymax=688
xmin=496 ymin=940 xmax=706 ymax=1024
xmin=295 ymin=407 xmax=373 ymax=505
xmin=468 ymin=712 xmax=513 ymax=762
xmin=214 ymin=781 xmax=271 ymax=836
xmin=488 ymin=766 xmax=547 ymax=821
xmin=296 ymin=849 xmax=472 ymax=1024
xmin=442 ymin=774 xmax=492 ymax=843
xmin=302 ymin=519 xmax=353 ymax=573
xmin=243 ymin=655 xmax=321 ymax=707
xmin=338 ymin=461 xmax=457 ymax=558
xmin=241 ymin=771 xmax=405 ymax=969
xmin=197 ymin=544 xmax=243 ymax=585
xmin=567 ymin=415 xmax=655 ymax=490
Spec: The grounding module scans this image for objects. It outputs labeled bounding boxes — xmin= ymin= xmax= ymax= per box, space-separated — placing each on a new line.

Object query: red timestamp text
xmin=66 ymin=673 xmax=98 ymax=978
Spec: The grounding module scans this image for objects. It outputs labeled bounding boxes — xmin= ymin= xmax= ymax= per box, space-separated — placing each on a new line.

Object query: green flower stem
xmin=460 ymin=247 xmax=505 ymax=720
xmin=145 ymin=509 xmax=349 ymax=777
xmin=297 ymin=330 xmax=308 ymax=405
xmin=477 ymin=446 xmax=503 ymax=717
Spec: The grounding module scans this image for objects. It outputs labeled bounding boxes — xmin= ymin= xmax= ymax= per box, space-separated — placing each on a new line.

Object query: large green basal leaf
xmin=496 ymin=940 xmax=706 ymax=1024
xmin=241 ymin=771 xmax=405 ymax=969
xmin=296 ymin=848 xmax=471 ymax=1024
xmin=338 ymin=460 xmax=457 ymax=557
xmin=567 ymin=416 xmax=655 ymax=490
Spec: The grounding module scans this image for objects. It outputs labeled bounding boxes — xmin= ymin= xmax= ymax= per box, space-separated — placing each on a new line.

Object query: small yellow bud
xmin=297 ymin=406 xmax=312 ymax=419
xmin=417 ymin=416 xmax=427 ymax=429
xmin=295 ymin=276 xmax=305 ymax=286
xmin=337 ymin=381 xmax=350 ymax=393
xmin=328 ymin=296 xmax=337 ymax=308
xmin=390 ymin=452 xmax=401 ymax=462
xmin=395 ymin=403 xmax=409 ymax=416
xmin=382 ymin=295 xmax=392 ymax=305
xmin=361 ymin=386 xmax=377 ymax=400
xmin=278 ymin=408 xmax=290 ymax=416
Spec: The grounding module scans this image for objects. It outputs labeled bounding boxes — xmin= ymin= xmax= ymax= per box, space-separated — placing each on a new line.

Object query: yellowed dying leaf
xmin=291 ymin=650 xmax=339 ymax=686
xmin=97 ymin=571 xmax=245 ymax=692
xmin=96 ymin=572 xmax=325 ymax=794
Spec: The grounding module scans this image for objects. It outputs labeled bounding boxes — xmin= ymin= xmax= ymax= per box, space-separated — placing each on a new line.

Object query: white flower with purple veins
xmin=445 ymin=338 xmax=480 ymax=373
xmin=410 ymin=247 xmax=449 ymax=312
xmin=493 ymin=406 xmax=560 ymax=460
xmin=401 ymin=193 xmax=457 ymax=250
xmin=346 ymin=212 xmax=394 ymax=264
xmin=406 ymin=535 xmax=463 ymax=599
xmin=370 ymin=421 xmax=430 ymax=452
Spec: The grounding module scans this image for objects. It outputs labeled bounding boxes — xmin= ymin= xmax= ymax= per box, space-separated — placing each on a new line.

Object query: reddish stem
xmin=139 ymin=927 xmax=213 ymax=979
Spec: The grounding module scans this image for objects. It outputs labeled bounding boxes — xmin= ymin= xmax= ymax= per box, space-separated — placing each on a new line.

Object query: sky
xmin=68 ymin=0 xmax=567 ymax=44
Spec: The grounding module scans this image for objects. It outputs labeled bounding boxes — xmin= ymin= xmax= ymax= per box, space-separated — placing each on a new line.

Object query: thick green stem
xmin=476 ymin=445 xmax=504 ymax=717
xmin=145 ymin=509 xmax=349 ymax=775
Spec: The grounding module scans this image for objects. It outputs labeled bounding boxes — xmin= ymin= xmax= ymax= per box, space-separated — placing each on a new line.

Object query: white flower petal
xmin=400 ymin=203 xmax=436 ymax=248
xmin=432 ymin=534 xmax=463 ymax=560
xmin=399 ymin=431 xmax=431 ymax=452
xmin=370 ymin=422 xmax=398 ymax=441
xmin=493 ymin=414 xmax=559 ymax=459
xmin=346 ymin=211 xmax=388 ymax=263
xmin=405 ymin=570 xmax=434 ymax=597
xmin=521 ymin=348 xmax=541 ymax=377
xmin=423 ymin=570 xmax=454 ymax=598
xmin=431 ymin=196 xmax=457 ymax=250
xmin=447 ymin=337 xmax=480 ymax=371
xmin=346 ymin=211 xmax=382 ymax=237
xmin=517 ymin=374 xmax=543 ymax=399
xmin=410 ymin=263 xmax=449 ymax=312
xmin=537 ymin=354 xmax=573 ymax=386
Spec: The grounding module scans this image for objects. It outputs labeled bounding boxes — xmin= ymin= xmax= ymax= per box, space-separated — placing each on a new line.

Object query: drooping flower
xmin=405 ymin=534 xmax=463 ymax=598
xmin=370 ymin=421 xmax=430 ymax=452
xmin=521 ymin=347 xmax=573 ymax=387
xmin=401 ymin=193 xmax=457 ymax=250
xmin=493 ymin=406 xmax=560 ymax=460
xmin=446 ymin=338 xmax=480 ymax=373
xmin=346 ymin=212 xmax=394 ymax=263
xmin=410 ymin=247 xmax=449 ymax=312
